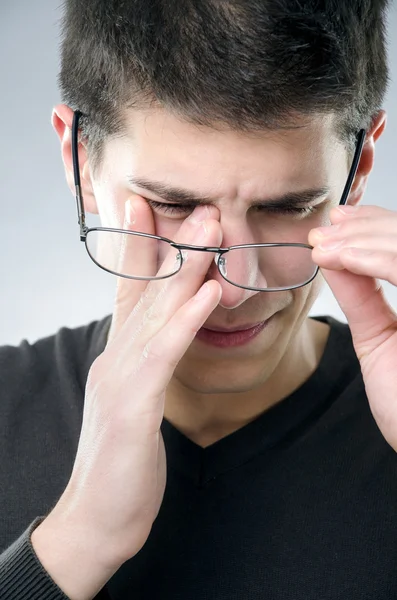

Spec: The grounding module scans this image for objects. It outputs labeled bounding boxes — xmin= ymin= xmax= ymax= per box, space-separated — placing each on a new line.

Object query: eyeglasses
xmin=71 ymin=111 xmax=366 ymax=292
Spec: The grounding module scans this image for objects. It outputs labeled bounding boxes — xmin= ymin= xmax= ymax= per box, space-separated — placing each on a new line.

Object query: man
xmin=0 ymin=0 xmax=395 ymax=598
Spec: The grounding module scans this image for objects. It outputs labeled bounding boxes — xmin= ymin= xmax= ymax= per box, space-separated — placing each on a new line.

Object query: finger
xmin=311 ymin=232 xmax=397 ymax=276
xmin=115 ymin=205 xmax=223 ymax=352
xmin=338 ymin=247 xmax=397 ymax=288
xmin=318 ymin=263 xmax=397 ymax=360
xmin=150 ymin=205 xmax=220 ymax=279
xmin=327 ymin=204 xmax=395 ymax=225
xmin=108 ymin=194 xmax=157 ymax=344
xmin=309 ymin=205 xmax=397 ymax=250
xmin=127 ymin=279 xmax=222 ymax=418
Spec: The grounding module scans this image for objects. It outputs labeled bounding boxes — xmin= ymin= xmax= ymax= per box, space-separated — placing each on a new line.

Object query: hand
xmin=308 ymin=204 xmax=397 ymax=452
xmin=32 ymin=197 xmax=223 ymax=599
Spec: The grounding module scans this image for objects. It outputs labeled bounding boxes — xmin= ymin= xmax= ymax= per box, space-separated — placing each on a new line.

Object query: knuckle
xmin=140 ymin=285 xmax=169 ymax=325
xmin=142 ymin=341 xmax=162 ymax=362
xmin=141 ymin=282 xmax=167 ymax=308
xmin=86 ymin=356 xmax=104 ymax=388
xmin=386 ymin=251 xmax=397 ymax=278
xmin=141 ymin=285 xmax=158 ymax=305
xmin=142 ymin=302 xmax=160 ymax=325
xmin=87 ymin=359 xmax=114 ymax=397
xmin=141 ymin=341 xmax=179 ymax=371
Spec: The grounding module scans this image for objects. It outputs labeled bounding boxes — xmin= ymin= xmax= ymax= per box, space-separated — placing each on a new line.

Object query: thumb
xmin=319 ymin=266 xmax=396 ymax=358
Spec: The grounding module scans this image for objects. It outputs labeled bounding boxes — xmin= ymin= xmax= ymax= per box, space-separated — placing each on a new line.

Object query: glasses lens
xmin=218 ymin=245 xmax=317 ymax=290
xmin=85 ymin=229 xmax=182 ymax=279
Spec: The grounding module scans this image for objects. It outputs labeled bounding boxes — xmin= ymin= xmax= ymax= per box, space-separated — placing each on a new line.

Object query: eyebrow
xmin=127 ymin=176 xmax=331 ymax=210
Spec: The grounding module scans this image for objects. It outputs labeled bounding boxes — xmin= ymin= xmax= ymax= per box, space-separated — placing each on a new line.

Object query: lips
xmin=203 ymin=321 xmax=269 ymax=333
xmin=196 ymin=318 xmax=272 ymax=348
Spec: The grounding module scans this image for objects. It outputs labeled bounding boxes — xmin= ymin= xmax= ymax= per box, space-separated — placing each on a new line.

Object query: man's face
xmin=87 ymin=108 xmax=351 ymax=394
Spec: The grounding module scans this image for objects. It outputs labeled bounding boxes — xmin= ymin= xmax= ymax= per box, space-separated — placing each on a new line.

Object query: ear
xmin=347 ymin=109 xmax=387 ymax=207
xmin=52 ymin=104 xmax=99 ymax=214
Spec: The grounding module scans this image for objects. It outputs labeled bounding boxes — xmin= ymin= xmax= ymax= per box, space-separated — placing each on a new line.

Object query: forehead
xmin=101 ymin=107 xmax=345 ymax=195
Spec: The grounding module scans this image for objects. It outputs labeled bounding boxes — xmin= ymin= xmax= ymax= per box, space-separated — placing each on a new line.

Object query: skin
xmin=53 ymin=104 xmax=386 ymax=448
xmin=33 ymin=103 xmax=397 ymax=600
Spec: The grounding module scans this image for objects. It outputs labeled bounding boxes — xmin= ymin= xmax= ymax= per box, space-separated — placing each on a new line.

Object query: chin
xmin=173 ymin=358 xmax=276 ymax=395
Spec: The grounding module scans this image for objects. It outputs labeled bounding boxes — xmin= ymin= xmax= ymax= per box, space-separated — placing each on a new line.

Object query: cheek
xmin=299 ymin=272 xmax=325 ymax=312
xmin=285 ymin=269 xmax=324 ymax=318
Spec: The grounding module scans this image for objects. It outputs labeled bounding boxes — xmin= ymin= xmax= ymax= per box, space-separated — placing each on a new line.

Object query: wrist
xmin=31 ymin=508 xmax=120 ymax=600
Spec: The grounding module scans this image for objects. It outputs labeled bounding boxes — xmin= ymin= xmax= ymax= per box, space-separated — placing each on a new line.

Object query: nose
xmin=205 ymin=254 xmax=258 ymax=308
xmin=204 ymin=212 xmax=263 ymax=309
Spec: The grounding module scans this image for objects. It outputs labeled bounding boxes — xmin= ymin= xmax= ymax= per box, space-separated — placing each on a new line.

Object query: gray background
xmin=1 ymin=1 xmax=396 ymax=347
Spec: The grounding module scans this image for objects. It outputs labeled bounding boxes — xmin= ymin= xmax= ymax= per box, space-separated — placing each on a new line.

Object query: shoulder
xmin=0 ymin=315 xmax=112 ymax=551
xmin=0 ymin=315 xmax=112 ymax=404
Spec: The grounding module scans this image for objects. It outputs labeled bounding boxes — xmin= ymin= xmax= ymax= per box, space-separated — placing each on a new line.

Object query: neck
xmin=164 ymin=317 xmax=330 ymax=448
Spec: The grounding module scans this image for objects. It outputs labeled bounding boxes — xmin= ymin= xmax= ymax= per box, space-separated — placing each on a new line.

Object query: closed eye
xmin=146 ymin=199 xmax=318 ymax=217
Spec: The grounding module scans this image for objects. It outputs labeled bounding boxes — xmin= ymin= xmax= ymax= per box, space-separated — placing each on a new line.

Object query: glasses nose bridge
xmin=172 ymin=242 xmax=227 ymax=265
xmin=172 ymin=242 xmax=227 ymax=255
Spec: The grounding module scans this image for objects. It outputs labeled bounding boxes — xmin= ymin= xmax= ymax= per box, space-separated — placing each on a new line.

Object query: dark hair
xmin=59 ymin=0 xmax=391 ymax=174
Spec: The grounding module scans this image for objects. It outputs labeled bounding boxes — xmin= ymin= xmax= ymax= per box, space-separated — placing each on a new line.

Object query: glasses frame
xmin=71 ymin=110 xmax=367 ymax=292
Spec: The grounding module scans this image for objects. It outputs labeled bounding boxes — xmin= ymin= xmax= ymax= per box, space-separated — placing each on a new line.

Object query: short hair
xmin=59 ymin=0 xmax=391 ymax=174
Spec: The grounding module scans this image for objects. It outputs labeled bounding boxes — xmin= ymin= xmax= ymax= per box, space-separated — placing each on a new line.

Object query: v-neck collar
xmin=160 ymin=316 xmax=360 ymax=485
xmin=88 ymin=315 xmax=360 ymax=486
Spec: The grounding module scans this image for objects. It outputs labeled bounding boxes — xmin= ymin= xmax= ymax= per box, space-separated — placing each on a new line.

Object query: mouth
xmin=196 ymin=317 xmax=273 ymax=348
xmin=203 ymin=322 xmax=268 ymax=333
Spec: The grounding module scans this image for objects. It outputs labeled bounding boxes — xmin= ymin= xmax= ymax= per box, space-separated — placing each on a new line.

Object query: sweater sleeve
xmin=0 ymin=518 xmax=112 ymax=600
xmin=0 ymin=516 xmax=70 ymax=599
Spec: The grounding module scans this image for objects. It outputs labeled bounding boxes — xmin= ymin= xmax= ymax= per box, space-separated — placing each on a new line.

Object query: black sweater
xmin=1 ymin=314 xmax=397 ymax=600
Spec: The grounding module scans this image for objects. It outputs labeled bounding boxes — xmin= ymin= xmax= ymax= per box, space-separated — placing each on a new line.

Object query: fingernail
xmin=314 ymin=224 xmax=340 ymax=237
xmin=195 ymin=281 xmax=211 ymax=301
xmin=194 ymin=220 xmax=209 ymax=243
xmin=346 ymin=247 xmax=373 ymax=257
xmin=125 ymin=199 xmax=136 ymax=225
xmin=188 ymin=205 xmax=210 ymax=224
xmin=318 ymin=239 xmax=344 ymax=251
xmin=337 ymin=205 xmax=358 ymax=214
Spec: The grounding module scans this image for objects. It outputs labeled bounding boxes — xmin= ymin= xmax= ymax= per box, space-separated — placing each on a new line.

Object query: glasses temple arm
xmin=339 ymin=129 xmax=366 ymax=206
xmin=72 ymin=110 xmax=88 ymax=241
